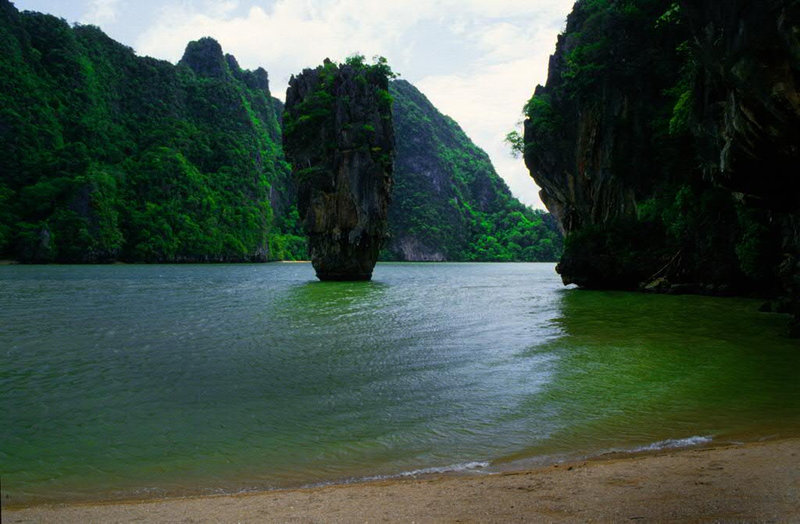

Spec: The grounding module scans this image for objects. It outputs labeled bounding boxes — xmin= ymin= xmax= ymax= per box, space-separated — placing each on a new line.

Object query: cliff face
xmin=683 ymin=0 xmax=800 ymax=331
xmin=0 ymin=1 xmax=304 ymax=262
xmin=0 ymin=1 xmax=559 ymax=266
xmin=523 ymin=0 xmax=799 ymax=331
xmin=283 ymin=59 xmax=394 ymax=280
xmin=523 ymin=3 xmax=694 ymax=234
xmin=524 ymin=0 xmax=697 ymax=288
xmin=387 ymin=79 xmax=562 ymax=262
xmin=683 ymin=0 xmax=800 ymax=210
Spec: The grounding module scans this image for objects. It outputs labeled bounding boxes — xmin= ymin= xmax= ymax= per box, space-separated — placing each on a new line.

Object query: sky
xmin=15 ymin=0 xmax=575 ymax=208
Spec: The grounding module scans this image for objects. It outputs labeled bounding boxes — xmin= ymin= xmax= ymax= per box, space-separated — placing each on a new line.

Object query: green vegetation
xmin=283 ymin=54 xmax=396 ymax=186
xmin=0 ymin=2 xmax=559 ymax=264
xmin=522 ymin=0 xmax=785 ymax=292
xmin=388 ymin=80 xmax=562 ymax=262
xmin=0 ymin=6 xmax=304 ymax=262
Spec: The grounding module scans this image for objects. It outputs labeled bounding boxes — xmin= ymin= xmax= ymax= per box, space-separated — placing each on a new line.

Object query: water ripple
xmin=1 ymin=262 xmax=798 ymax=505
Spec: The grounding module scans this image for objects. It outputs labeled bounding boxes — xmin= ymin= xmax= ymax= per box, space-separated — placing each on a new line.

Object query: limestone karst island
xmin=284 ymin=57 xmax=395 ymax=281
xmin=1 ymin=0 xmax=798 ymax=521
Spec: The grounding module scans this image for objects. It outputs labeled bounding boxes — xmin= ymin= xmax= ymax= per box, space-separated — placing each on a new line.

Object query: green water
xmin=1 ymin=263 xmax=798 ymax=506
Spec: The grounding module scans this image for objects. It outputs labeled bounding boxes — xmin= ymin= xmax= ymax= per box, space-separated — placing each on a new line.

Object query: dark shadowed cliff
xmin=683 ymin=0 xmax=800 ymax=332
xmin=523 ymin=0 xmax=799 ymax=332
xmin=283 ymin=57 xmax=394 ymax=280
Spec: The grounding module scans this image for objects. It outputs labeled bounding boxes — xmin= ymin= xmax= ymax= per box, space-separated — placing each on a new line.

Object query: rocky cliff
xmin=0 ymin=0 xmax=559 ymax=266
xmin=523 ymin=0 xmax=799 ymax=332
xmin=682 ymin=0 xmax=800 ymax=331
xmin=283 ymin=58 xmax=394 ymax=280
xmin=524 ymin=0 xmax=697 ymax=288
xmin=387 ymin=79 xmax=562 ymax=262
xmin=683 ymin=0 xmax=799 ymax=209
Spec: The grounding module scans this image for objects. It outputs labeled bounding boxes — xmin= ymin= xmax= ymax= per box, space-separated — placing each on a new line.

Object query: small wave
xmin=364 ymin=461 xmax=490 ymax=481
xmin=304 ymin=461 xmax=490 ymax=490
xmin=629 ymin=435 xmax=713 ymax=452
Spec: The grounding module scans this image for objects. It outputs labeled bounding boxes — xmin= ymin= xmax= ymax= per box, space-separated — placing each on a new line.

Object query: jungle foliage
xmin=388 ymin=80 xmax=562 ymax=262
xmin=0 ymin=2 xmax=561 ymax=264
xmin=0 ymin=6 xmax=304 ymax=262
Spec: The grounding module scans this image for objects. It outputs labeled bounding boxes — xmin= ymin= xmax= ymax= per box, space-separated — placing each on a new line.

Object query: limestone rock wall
xmin=682 ymin=0 xmax=800 ymax=332
xmin=283 ymin=60 xmax=394 ymax=280
xmin=522 ymin=0 xmax=799 ymax=332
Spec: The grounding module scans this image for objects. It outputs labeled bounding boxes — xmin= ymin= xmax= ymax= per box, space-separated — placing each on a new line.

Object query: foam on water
xmin=628 ymin=435 xmax=714 ymax=453
xmin=365 ymin=461 xmax=491 ymax=480
xmin=306 ymin=461 xmax=491 ymax=489
xmin=589 ymin=436 xmax=715 ymax=459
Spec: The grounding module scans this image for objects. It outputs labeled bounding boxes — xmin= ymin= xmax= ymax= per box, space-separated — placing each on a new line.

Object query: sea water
xmin=1 ymin=263 xmax=798 ymax=505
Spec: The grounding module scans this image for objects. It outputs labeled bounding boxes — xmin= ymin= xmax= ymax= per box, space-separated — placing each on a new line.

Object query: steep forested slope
xmin=522 ymin=0 xmax=799 ymax=331
xmin=0 ymin=2 xmax=304 ymax=262
xmin=388 ymin=79 xmax=562 ymax=262
xmin=0 ymin=0 xmax=561 ymax=264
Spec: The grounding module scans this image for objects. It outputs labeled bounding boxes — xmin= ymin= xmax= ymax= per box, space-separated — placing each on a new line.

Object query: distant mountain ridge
xmin=0 ymin=0 xmax=561 ymax=263
xmin=0 ymin=2 xmax=303 ymax=262
xmin=388 ymin=79 xmax=562 ymax=262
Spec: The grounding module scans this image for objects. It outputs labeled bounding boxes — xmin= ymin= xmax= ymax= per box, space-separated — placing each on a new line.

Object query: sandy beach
xmin=5 ymin=437 xmax=799 ymax=523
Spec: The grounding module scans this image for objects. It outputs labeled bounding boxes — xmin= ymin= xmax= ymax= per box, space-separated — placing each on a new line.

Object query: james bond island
xmin=283 ymin=57 xmax=395 ymax=281
xmin=2 ymin=0 xmax=800 ymax=520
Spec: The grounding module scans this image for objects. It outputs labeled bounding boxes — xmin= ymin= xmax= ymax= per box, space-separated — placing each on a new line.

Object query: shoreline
xmin=6 ymin=437 xmax=799 ymax=522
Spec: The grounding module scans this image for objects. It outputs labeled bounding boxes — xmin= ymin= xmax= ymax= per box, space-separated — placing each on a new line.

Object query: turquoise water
xmin=1 ymin=262 xmax=798 ymax=505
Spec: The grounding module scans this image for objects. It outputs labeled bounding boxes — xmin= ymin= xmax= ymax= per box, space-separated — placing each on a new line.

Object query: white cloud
xmin=207 ymin=0 xmax=240 ymax=18
xmin=136 ymin=1 xmax=433 ymax=82
xmin=415 ymin=20 xmax=564 ymax=208
xmin=83 ymin=0 xmax=120 ymax=25
xmin=134 ymin=0 xmax=574 ymax=208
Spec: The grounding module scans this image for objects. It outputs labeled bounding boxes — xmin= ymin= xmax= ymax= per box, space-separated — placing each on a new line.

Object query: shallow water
xmin=1 ymin=262 xmax=798 ymax=505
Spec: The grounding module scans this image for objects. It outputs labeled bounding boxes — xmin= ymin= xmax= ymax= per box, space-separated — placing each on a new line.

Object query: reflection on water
xmin=510 ymin=289 xmax=800 ymax=461
xmin=0 ymin=263 xmax=798 ymax=506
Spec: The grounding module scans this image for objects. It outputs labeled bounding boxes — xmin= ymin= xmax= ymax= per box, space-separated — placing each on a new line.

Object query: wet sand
xmin=5 ymin=438 xmax=799 ymax=523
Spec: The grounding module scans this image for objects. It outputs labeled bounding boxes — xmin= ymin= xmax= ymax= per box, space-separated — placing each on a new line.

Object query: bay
xmin=1 ymin=262 xmax=798 ymax=505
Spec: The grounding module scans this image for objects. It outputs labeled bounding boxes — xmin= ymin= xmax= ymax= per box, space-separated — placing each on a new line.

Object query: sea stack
xmin=283 ymin=57 xmax=394 ymax=281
